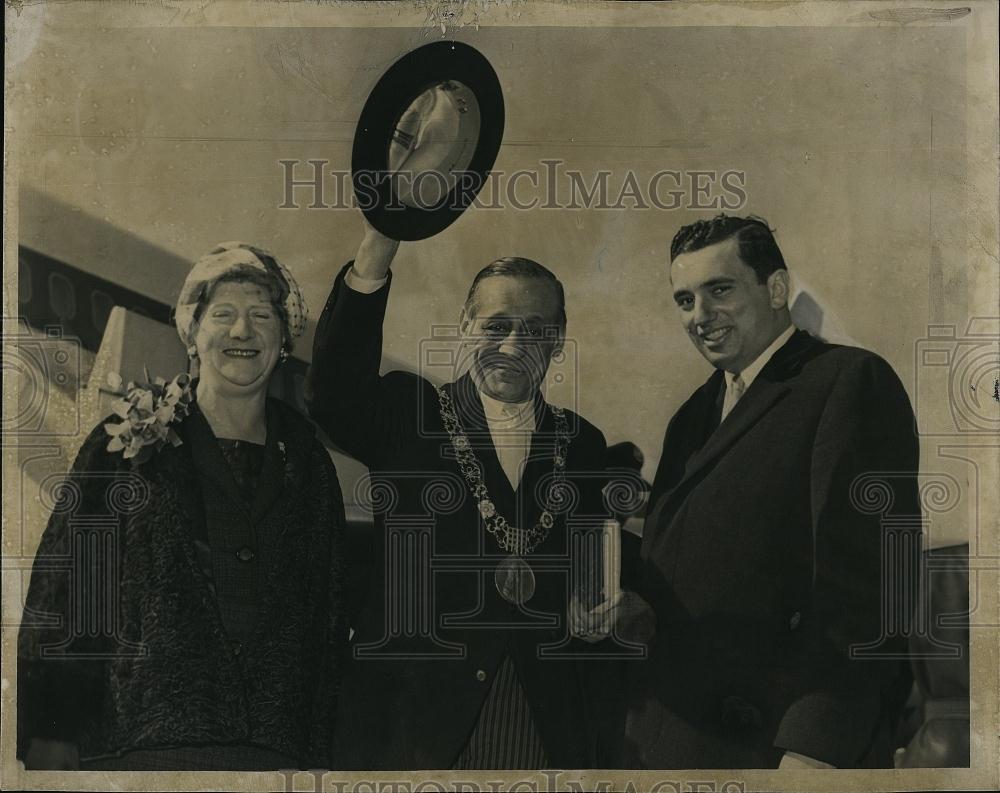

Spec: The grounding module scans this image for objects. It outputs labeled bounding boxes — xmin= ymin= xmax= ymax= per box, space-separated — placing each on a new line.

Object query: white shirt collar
xmin=479 ymin=390 xmax=535 ymax=427
xmin=726 ymin=324 xmax=797 ymax=390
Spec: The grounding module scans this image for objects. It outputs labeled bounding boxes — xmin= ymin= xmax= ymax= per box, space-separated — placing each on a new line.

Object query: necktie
xmin=722 ymin=373 xmax=746 ymax=421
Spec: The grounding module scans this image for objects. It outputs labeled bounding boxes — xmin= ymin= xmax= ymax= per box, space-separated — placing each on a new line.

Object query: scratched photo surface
xmin=2 ymin=2 xmax=998 ymax=792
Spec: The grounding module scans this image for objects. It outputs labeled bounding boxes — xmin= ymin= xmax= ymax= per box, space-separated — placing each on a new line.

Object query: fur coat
xmin=17 ymin=397 xmax=348 ymax=767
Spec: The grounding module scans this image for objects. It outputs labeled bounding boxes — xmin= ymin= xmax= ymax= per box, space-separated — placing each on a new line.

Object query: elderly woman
xmin=17 ymin=243 xmax=347 ymax=771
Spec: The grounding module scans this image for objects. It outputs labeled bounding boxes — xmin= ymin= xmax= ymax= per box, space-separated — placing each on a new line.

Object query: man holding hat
xmin=307 ymin=224 xmax=619 ymax=769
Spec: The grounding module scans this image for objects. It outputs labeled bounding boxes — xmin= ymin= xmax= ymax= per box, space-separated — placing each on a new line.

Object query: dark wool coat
xmin=17 ymin=397 xmax=348 ymax=767
xmin=306 ymin=264 xmax=615 ymax=770
xmin=625 ymin=330 xmax=921 ymax=769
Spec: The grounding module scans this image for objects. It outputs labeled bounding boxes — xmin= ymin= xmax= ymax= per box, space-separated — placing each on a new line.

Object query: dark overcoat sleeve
xmin=304 ymin=262 xmax=421 ymax=467
xmin=774 ymin=352 xmax=921 ymax=765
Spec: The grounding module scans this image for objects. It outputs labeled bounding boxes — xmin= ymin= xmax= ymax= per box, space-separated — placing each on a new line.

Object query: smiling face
xmin=670 ymin=237 xmax=790 ymax=373
xmin=192 ymin=279 xmax=283 ymax=396
xmin=460 ymin=275 xmax=564 ymax=403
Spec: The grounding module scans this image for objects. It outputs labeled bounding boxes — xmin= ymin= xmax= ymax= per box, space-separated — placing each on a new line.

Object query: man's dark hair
xmin=464 ymin=257 xmax=567 ymax=329
xmin=670 ymin=214 xmax=787 ymax=284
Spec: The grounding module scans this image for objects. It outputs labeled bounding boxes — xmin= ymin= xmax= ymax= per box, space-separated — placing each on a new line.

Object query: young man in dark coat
xmin=306 ymin=224 xmax=614 ymax=769
xmin=624 ymin=215 xmax=921 ymax=769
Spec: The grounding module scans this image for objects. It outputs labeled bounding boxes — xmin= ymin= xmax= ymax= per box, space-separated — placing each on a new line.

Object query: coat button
xmin=475 ymin=669 xmax=487 ymax=682
xmin=789 ymin=611 xmax=802 ymax=630
xmin=236 ymin=546 xmax=255 ymax=563
xmin=232 ymin=640 xmax=243 ymax=656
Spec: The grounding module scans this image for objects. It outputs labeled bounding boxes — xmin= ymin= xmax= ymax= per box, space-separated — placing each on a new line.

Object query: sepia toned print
xmin=3 ymin=1 xmax=997 ymax=791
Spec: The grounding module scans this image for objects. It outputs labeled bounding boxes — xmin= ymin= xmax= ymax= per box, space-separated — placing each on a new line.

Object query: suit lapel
xmin=518 ymin=389 xmax=550 ymax=488
xmin=516 ymin=393 xmax=554 ymax=528
xmin=651 ymin=373 xmax=723 ymax=495
xmin=678 ymin=378 xmax=790 ymax=488
xmin=642 ymin=374 xmax=721 ymax=563
xmin=653 ymin=330 xmax=815 ymax=520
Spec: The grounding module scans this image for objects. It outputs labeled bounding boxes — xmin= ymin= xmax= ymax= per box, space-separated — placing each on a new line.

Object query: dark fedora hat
xmin=352 ymin=41 xmax=504 ymax=241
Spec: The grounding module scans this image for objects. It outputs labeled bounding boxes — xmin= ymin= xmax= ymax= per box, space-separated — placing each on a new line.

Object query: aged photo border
xmin=3 ymin=1 xmax=998 ymax=791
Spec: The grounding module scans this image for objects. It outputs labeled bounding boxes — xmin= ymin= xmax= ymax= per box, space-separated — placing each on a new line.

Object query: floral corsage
xmin=104 ymin=369 xmax=194 ymax=463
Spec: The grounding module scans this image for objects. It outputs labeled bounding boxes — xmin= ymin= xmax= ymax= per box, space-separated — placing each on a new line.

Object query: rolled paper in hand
xmin=602 ymin=519 xmax=622 ymax=605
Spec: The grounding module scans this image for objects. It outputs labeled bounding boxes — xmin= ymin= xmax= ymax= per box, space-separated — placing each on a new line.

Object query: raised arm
xmin=352 ymin=223 xmax=400 ymax=283
xmin=304 ymin=224 xmax=415 ymax=467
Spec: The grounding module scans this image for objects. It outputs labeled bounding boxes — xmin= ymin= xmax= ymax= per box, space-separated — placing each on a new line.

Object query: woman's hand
xmin=353 ymin=218 xmax=400 ymax=281
xmin=24 ymin=738 xmax=80 ymax=770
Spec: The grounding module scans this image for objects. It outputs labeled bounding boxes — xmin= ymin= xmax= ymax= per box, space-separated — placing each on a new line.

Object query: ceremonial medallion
xmin=436 ymin=386 xmax=569 ymax=606
xmin=495 ymin=555 xmax=536 ymax=606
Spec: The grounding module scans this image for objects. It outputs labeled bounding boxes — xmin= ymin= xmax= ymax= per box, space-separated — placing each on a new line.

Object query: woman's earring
xmin=186 ymin=345 xmax=200 ymax=378
xmin=279 ymin=347 xmax=289 ymax=364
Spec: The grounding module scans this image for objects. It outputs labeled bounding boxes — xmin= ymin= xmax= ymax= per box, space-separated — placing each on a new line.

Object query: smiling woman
xmin=17 ymin=242 xmax=349 ymax=771
xmin=194 ymin=281 xmax=283 ymax=387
